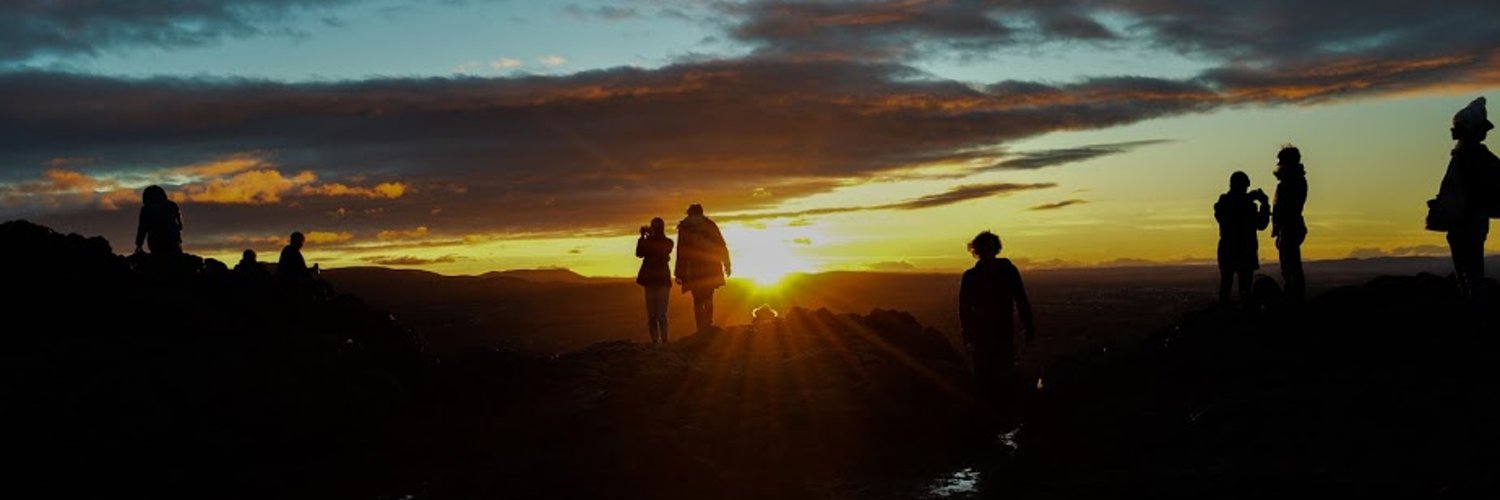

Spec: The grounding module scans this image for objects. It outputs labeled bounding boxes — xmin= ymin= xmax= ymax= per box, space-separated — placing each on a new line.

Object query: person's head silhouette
xmin=968 ymin=231 xmax=1002 ymax=259
xmin=1275 ymin=145 xmax=1304 ymax=178
xmin=242 ymin=249 xmax=257 ymax=263
xmin=1452 ymin=97 xmax=1492 ymax=144
xmin=687 ymin=203 xmax=705 ymax=216
xmin=142 ymin=185 xmax=168 ymax=206
xmin=289 ymin=232 xmax=305 ymax=250
xmin=1229 ymin=171 xmax=1250 ymax=194
xmin=650 ymin=217 xmax=665 ymax=236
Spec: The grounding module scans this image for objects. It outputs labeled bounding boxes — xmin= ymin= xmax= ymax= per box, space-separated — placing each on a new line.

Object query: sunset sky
xmin=3 ymin=1 xmax=1499 ymax=281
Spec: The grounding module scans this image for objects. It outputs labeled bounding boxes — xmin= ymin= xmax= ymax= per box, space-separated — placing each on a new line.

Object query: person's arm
xmin=135 ymin=209 xmax=147 ymax=252
xmin=673 ymin=230 xmax=685 ymax=283
xmin=959 ymin=272 xmax=974 ymax=347
xmin=636 ymin=237 xmax=646 ymax=258
xmin=711 ymin=221 xmax=731 ymax=276
xmin=1255 ymin=197 xmax=1271 ymax=230
xmin=1011 ymin=266 xmax=1035 ymax=342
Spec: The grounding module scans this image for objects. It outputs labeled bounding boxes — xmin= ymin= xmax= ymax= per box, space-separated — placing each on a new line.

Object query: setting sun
xmin=723 ymin=225 xmax=816 ymax=287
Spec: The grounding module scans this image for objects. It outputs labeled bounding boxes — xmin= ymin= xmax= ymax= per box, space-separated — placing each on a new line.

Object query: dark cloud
xmin=992 ymin=140 xmax=1169 ymax=170
xmin=361 ymin=254 xmax=464 ymax=266
xmin=727 ymin=0 xmax=1015 ymax=59
xmin=4 ymin=0 xmax=1500 ymax=254
xmin=0 ymin=60 xmax=1217 ymax=248
xmin=0 ymin=0 xmax=369 ymax=63
xmin=717 ymin=182 xmax=1056 ymax=222
xmin=1028 ymin=199 xmax=1088 ymax=211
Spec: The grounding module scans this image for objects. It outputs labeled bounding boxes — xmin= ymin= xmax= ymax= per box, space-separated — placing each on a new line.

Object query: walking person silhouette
xmin=1215 ymin=171 xmax=1271 ymax=303
xmin=959 ymin=231 xmax=1035 ymax=424
xmin=1428 ymin=97 xmax=1499 ymax=301
xmin=675 ymin=204 xmax=730 ymax=333
xmin=135 ymin=185 xmax=183 ymax=256
xmin=1273 ymin=146 xmax=1309 ymax=301
xmin=637 ymin=217 xmax=674 ymax=344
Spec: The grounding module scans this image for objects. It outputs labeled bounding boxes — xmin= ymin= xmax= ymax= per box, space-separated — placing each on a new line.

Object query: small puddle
xmin=922 ymin=425 xmax=1021 ymax=498
xmin=997 ymin=425 xmax=1021 ymax=454
xmin=924 ymin=467 xmax=980 ymax=499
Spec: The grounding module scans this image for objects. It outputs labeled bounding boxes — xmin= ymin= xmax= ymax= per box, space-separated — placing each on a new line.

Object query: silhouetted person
xmin=278 ymin=232 xmax=311 ymax=280
xmin=1215 ymin=171 xmax=1271 ymax=303
xmin=235 ymin=249 xmax=269 ymax=276
xmin=675 ymin=204 xmax=730 ymax=333
xmin=959 ymin=231 xmax=1035 ymax=413
xmin=135 ymin=185 xmax=182 ymax=256
xmin=636 ymin=217 xmax=674 ymax=344
xmin=1429 ymin=97 xmax=1498 ymax=300
xmin=1273 ymin=146 xmax=1309 ymax=301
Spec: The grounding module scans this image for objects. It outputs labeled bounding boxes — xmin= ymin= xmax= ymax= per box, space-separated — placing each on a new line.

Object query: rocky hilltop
xmin=1 ymin=220 xmax=982 ymax=499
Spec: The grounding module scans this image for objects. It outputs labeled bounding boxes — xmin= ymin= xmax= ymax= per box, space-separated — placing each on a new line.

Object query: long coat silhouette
xmin=674 ymin=213 xmax=729 ymax=293
xmin=1273 ymin=160 xmax=1309 ymax=300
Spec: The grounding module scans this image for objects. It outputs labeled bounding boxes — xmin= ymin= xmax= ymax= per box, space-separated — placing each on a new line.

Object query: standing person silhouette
xmin=135 ymin=185 xmax=183 ymax=256
xmin=959 ymin=231 xmax=1034 ymax=420
xmin=636 ymin=217 xmax=675 ymax=344
xmin=1430 ymin=97 xmax=1499 ymax=300
xmin=675 ymin=204 xmax=730 ymax=333
xmin=1273 ymin=146 xmax=1309 ymax=301
xmin=1215 ymin=171 xmax=1271 ymax=303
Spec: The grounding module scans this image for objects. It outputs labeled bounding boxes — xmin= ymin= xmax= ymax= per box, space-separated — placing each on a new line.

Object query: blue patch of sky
xmin=13 ymin=0 xmax=731 ymax=81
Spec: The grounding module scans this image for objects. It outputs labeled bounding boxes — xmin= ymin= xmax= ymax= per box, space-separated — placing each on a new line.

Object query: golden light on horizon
xmin=724 ymin=224 xmax=817 ymax=288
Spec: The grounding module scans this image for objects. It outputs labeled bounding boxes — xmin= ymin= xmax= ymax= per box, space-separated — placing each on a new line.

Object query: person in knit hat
xmin=1432 ymin=97 xmax=1499 ymax=300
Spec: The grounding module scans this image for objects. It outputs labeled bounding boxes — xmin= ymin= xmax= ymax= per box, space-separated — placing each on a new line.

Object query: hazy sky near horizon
xmin=2 ymin=0 xmax=1499 ymax=279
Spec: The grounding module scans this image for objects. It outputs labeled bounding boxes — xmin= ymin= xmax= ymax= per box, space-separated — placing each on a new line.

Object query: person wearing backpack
xmin=135 ymin=185 xmax=183 ymax=256
xmin=1429 ymin=97 xmax=1499 ymax=300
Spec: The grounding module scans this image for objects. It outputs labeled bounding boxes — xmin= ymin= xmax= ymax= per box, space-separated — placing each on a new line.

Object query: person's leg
xmin=650 ymin=286 xmax=670 ymax=343
xmin=1237 ymin=270 xmax=1254 ymax=303
xmin=700 ymin=288 xmax=715 ymax=330
xmin=1219 ymin=269 xmax=1234 ymax=303
xmin=644 ymin=287 xmax=661 ymax=343
xmin=691 ymin=289 xmax=709 ymax=333
xmin=1279 ymin=228 xmax=1306 ymax=301
xmin=1449 ymin=221 xmax=1486 ymax=298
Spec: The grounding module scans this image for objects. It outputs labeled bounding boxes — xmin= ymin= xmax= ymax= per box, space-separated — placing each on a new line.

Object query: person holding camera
xmin=636 ymin=217 xmax=675 ymax=344
xmin=1215 ymin=171 xmax=1271 ymax=303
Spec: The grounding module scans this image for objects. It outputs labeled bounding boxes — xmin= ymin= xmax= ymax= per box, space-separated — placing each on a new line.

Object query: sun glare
xmin=727 ymin=228 xmax=815 ymax=288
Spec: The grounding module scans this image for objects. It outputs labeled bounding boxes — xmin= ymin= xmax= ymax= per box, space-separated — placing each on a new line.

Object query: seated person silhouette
xmin=235 ymin=249 xmax=270 ymax=276
xmin=959 ymin=231 xmax=1035 ymax=416
xmin=135 ymin=185 xmax=183 ymax=256
xmin=278 ymin=232 xmax=313 ymax=280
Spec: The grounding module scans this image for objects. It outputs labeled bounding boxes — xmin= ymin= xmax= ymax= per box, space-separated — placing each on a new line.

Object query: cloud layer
xmin=3 ymin=0 xmax=1499 ymax=258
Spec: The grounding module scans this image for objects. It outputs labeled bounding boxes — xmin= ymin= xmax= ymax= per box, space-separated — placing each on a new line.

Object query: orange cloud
xmin=172 ymin=154 xmax=272 ymax=177
xmin=377 ymin=226 xmax=430 ymax=240
xmin=305 ymin=231 xmax=355 ymax=244
xmin=175 ymin=169 xmax=317 ymax=204
xmin=301 ymin=181 xmax=407 ymax=199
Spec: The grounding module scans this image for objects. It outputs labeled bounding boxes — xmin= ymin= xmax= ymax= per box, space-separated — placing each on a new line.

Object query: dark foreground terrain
xmin=6 ymin=220 xmax=1499 ymax=499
